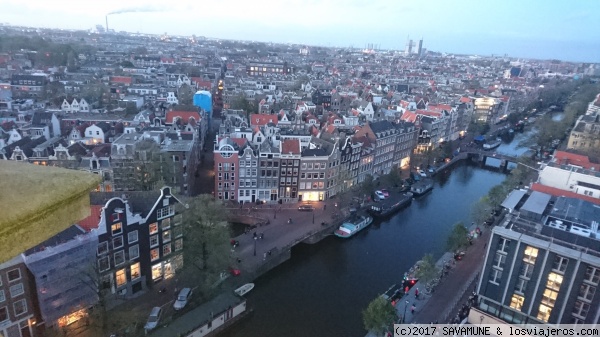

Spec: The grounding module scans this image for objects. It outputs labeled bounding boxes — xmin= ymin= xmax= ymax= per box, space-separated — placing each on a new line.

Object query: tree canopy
xmin=363 ymin=296 xmax=397 ymax=335
xmin=415 ymin=253 xmax=439 ymax=284
xmin=447 ymin=222 xmax=470 ymax=252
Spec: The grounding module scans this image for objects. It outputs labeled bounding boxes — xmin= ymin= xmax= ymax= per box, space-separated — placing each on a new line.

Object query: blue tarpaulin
xmin=474 ymin=135 xmax=485 ymax=142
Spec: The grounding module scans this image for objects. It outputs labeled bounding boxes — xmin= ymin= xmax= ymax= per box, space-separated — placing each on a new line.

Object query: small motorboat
xmin=234 ymin=283 xmax=255 ymax=296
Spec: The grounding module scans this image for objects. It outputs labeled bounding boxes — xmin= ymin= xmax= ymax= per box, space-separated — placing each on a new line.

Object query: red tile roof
xmin=231 ymin=138 xmax=248 ymax=147
xmin=552 ymin=151 xmax=600 ymax=170
xmin=281 ymin=139 xmax=300 ymax=154
xmin=78 ymin=205 xmax=102 ymax=232
xmin=460 ymin=96 xmax=472 ymax=103
xmin=109 ymin=76 xmax=132 ymax=84
xmin=530 ymin=183 xmax=600 ymax=206
xmin=166 ymin=111 xmax=201 ymax=124
xmin=400 ymin=111 xmax=418 ymax=123
xmin=250 ymin=114 xmax=278 ymax=127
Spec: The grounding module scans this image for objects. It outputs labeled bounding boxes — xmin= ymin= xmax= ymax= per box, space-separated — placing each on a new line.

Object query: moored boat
xmin=234 ymin=283 xmax=255 ymax=296
xmin=334 ymin=215 xmax=373 ymax=238
xmin=368 ymin=192 xmax=413 ymax=218
xmin=410 ymin=179 xmax=433 ymax=196
xmin=483 ymin=138 xmax=502 ymax=150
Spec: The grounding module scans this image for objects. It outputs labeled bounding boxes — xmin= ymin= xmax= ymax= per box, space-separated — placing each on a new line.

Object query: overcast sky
xmin=3 ymin=0 xmax=599 ymax=62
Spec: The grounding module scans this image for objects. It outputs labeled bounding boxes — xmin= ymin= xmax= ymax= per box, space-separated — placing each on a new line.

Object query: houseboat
xmin=483 ymin=138 xmax=502 ymax=150
xmin=368 ymin=192 xmax=413 ymax=218
xmin=334 ymin=215 xmax=373 ymax=238
xmin=410 ymin=179 xmax=433 ymax=196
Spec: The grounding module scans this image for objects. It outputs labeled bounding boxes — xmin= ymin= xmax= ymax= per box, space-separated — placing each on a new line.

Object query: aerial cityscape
xmin=1 ymin=2 xmax=600 ymax=337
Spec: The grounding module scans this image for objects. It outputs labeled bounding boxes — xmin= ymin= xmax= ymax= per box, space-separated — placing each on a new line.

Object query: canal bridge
xmin=462 ymin=150 xmax=524 ymax=171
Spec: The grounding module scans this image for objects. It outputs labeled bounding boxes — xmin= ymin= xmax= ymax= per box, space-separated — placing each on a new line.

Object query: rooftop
xmin=0 ymin=161 xmax=100 ymax=263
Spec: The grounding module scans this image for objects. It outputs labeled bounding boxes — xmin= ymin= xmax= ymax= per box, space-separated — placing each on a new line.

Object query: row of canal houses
xmin=0 ymin=186 xmax=182 ymax=336
xmin=214 ymin=110 xmax=420 ymax=203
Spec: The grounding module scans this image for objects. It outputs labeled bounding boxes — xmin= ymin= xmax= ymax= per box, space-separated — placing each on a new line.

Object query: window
xmin=149 ymin=222 xmax=158 ymax=235
xmin=115 ymin=269 xmax=126 ymax=287
xmin=157 ymin=206 xmax=174 ymax=219
xmin=175 ymin=238 xmax=183 ymax=251
xmin=523 ymin=246 xmax=538 ymax=264
xmin=111 ymin=213 xmax=121 ymax=222
xmin=0 ymin=307 xmax=7 ymax=323
xmin=0 ymin=290 xmax=4 ymax=302
xmin=584 ymin=266 xmax=600 ymax=285
xmin=9 ymin=283 xmax=24 ymax=297
xmin=489 ymin=269 xmax=503 ymax=285
xmin=493 ymin=253 xmax=506 ymax=269
xmin=113 ymin=236 xmax=124 ymax=249
xmin=542 ymin=288 xmax=559 ymax=307
xmin=150 ymin=235 xmax=159 ymax=248
xmin=150 ymin=248 xmax=159 ymax=261
xmin=515 ymin=278 xmax=529 ymax=294
xmin=162 ymin=230 xmax=171 ymax=242
xmin=152 ymin=264 xmax=162 ymax=281
xmin=537 ymin=304 xmax=552 ymax=322
xmin=510 ymin=294 xmax=524 ymax=311
xmin=161 ymin=218 xmax=171 ymax=230
xmin=163 ymin=244 xmax=172 ymax=256
xmin=114 ymin=250 xmax=125 ymax=266
xmin=13 ymin=299 xmax=26 ymax=316
xmin=111 ymin=222 xmax=122 ymax=235
xmin=579 ymin=284 xmax=595 ymax=302
xmin=98 ymin=256 xmax=110 ymax=272
xmin=572 ymin=300 xmax=590 ymax=318
xmin=547 ymin=272 xmax=563 ymax=291
xmin=129 ymin=244 xmax=139 ymax=260
xmin=130 ymin=262 xmax=141 ymax=280
xmin=497 ymin=238 xmax=511 ymax=253
xmin=553 ymin=256 xmax=568 ymax=273
xmin=7 ymin=269 xmax=21 ymax=282
xmin=520 ymin=263 xmax=535 ymax=279
xmin=128 ymin=230 xmax=138 ymax=244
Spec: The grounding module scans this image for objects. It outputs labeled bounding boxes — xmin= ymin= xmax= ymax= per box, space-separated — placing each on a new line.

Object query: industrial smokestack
xmin=105 ymin=15 xmax=108 ymax=32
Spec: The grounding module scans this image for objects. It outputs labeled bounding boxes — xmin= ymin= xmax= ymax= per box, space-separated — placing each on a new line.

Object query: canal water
xmin=221 ymin=162 xmax=506 ymax=337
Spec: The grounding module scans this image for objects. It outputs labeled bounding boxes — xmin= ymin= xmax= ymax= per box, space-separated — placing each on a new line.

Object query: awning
xmin=501 ymin=189 xmax=527 ymax=211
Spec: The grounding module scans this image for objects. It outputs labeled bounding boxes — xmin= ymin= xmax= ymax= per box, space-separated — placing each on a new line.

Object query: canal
xmin=221 ymin=162 xmax=506 ymax=337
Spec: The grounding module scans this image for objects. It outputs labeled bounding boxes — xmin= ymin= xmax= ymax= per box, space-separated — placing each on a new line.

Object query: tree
xmin=487 ymin=184 xmax=509 ymax=209
xmin=231 ymin=93 xmax=257 ymax=118
xmin=447 ymin=223 xmax=470 ymax=252
xmin=363 ymin=296 xmax=397 ymax=336
xmin=180 ymin=195 xmax=231 ymax=294
xmin=131 ymin=140 xmax=176 ymax=191
xmin=360 ymin=174 xmax=375 ymax=197
xmin=415 ymin=254 xmax=439 ymax=284
xmin=383 ymin=167 xmax=403 ymax=187
xmin=471 ymin=196 xmax=492 ymax=226
xmin=177 ymin=83 xmax=194 ymax=106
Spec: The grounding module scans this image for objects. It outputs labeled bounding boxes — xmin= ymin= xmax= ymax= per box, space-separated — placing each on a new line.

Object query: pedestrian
xmin=263 ymin=252 xmax=267 ymax=260
xmin=411 ymin=304 xmax=416 ymax=314
xmin=405 ymin=286 xmax=409 ymax=295
xmin=415 ymin=288 xmax=419 ymax=299
xmin=324 ymin=204 xmax=327 ymax=210
xmin=253 ymin=232 xmax=257 ymax=239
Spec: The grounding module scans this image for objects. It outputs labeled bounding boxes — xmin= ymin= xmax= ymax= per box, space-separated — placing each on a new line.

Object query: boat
xmin=483 ymin=138 xmax=502 ymax=150
xmin=368 ymin=192 xmax=413 ymax=218
xmin=410 ymin=179 xmax=433 ymax=196
xmin=334 ymin=214 xmax=373 ymax=238
xmin=234 ymin=283 xmax=255 ymax=296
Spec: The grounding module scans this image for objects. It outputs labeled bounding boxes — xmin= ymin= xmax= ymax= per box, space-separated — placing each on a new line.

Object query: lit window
xmin=152 ymin=264 xmax=162 ymax=281
xmin=523 ymin=246 xmax=538 ymax=264
xmin=163 ymin=244 xmax=172 ymax=256
xmin=162 ymin=230 xmax=171 ymax=242
xmin=149 ymin=222 xmax=158 ymax=235
xmin=130 ymin=262 xmax=141 ymax=280
xmin=115 ymin=269 xmax=126 ymax=287
xmin=150 ymin=248 xmax=160 ymax=261
xmin=111 ymin=222 xmax=122 ymax=235
xmin=537 ymin=304 xmax=552 ymax=322
xmin=547 ymin=272 xmax=563 ymax=291
xmin=542 ymin=288 xmax=559 ymax=307
xmin=510 ymin=294 xmax=524 ymax=311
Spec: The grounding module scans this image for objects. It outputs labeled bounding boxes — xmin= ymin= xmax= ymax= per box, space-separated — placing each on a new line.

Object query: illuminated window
xmin=537 ymin=304 xmax=552 ymax=322
xmin=150 ymin=248 xmax=159 ymax=261
xmin=149 ymin=222 xmax=158 ymax=235
xmin=163 ymin=244 xmax=172 ymax=256
xmin=152 ymin=264 xmax=162 ymax=281
xmin=162 ymin=230 xmax=171 ymax=243
xmin=542 ymin=288 xmax=558 ymax=307
xmin=111 ymin=222 xmax=122 ymax=235
xmin=547 ymin=273 xmax=563 ymax=291
xmin=115 ymin=269 xmax=126 ymax=287
xmin=510 ymin=294 xmax=525 ymax=311
xmin=523 ymin=246 xmax=538 ymax=264
xmin=150 ymin=235 xmax=159 ymax=248
xmin=130 ymin=262 xmax=140 ymax=280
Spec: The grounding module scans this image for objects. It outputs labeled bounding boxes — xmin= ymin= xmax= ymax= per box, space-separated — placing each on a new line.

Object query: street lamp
xmin=403 ymin=300 xmax=409 ymax=323
xmin=253 ymin=236 xmax=257 ymax=256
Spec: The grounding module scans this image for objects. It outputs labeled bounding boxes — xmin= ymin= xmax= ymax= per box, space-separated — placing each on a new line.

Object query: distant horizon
xmin=3 ymin=0 xmax=599 ymax=63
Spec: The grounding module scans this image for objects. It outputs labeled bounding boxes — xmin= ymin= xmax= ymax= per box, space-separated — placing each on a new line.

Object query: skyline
xmin=3 ymin=0 xmax=600 ymax=63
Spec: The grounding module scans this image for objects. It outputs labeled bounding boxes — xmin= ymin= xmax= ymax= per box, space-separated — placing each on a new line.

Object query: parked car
xmin=417 ymin=169 xmax=427 ymax=177
xmin=380 ymin=189 xmax=390 ymax=198
xmin=374 ymin=190 xmax=385 ymax=200
xmin=144 ymin=307 xmax=162 ymax=331
xmin=173 ymin=288 xmax=193 ymax=311
xmin=298 ymin=205 xmax=314 ymax=211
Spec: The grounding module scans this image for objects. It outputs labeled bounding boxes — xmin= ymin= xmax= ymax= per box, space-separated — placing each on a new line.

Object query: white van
xmin=144 ymin=307 xmax=162 ymax=331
